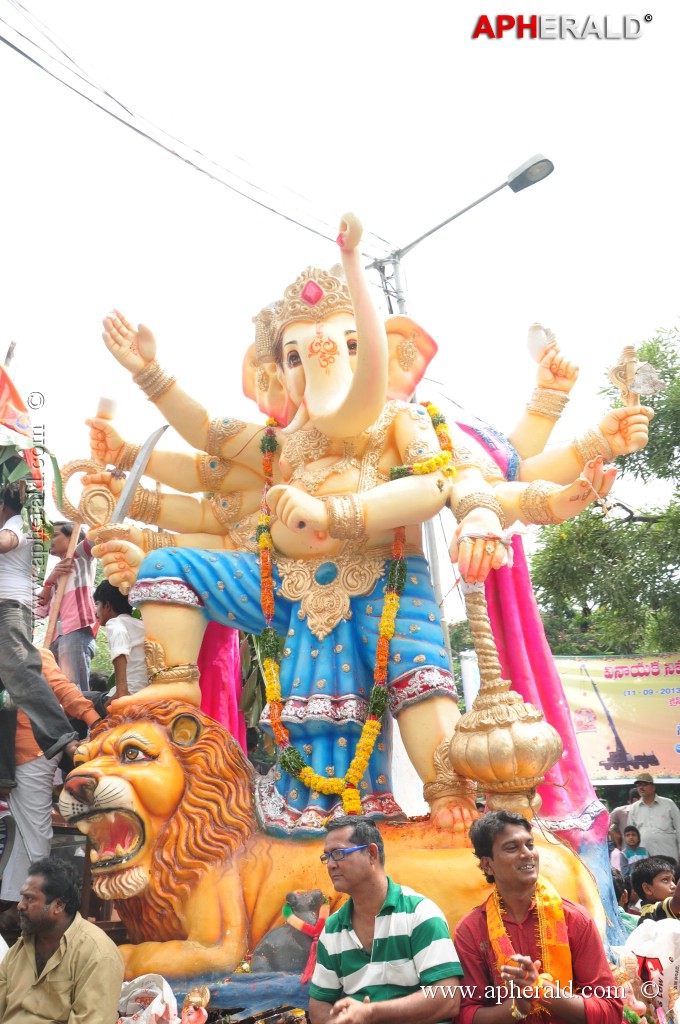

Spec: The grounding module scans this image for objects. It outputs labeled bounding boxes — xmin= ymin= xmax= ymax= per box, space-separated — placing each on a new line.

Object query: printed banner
xmin=555 ymin=655 xmax=680 ymax=783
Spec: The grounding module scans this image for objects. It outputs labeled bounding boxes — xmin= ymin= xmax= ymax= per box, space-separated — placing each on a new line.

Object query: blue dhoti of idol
xmin=130 ymin=547 xmax=457 ymax=836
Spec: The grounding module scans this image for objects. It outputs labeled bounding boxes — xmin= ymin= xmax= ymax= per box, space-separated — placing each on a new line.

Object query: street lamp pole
xmin=367 ymin=154 xmax=554 ymax=664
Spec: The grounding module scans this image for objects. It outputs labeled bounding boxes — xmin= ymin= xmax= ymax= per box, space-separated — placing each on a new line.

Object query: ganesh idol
xmin=86 ymin=213 xmax=645 ymax=838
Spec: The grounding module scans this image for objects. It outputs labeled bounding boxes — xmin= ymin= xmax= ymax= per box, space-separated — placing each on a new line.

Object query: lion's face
xmin=59 ymin=713 xmax=197 ymax=900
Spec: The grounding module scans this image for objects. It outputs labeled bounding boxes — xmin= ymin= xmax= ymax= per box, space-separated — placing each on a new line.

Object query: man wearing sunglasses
xmin=309 ymin=816 xmax=462 ymax=1023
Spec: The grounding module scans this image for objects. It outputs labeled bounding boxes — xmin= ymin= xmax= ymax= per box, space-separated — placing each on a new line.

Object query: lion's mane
xmin=90 ymin=699 xmax=256 ymax=943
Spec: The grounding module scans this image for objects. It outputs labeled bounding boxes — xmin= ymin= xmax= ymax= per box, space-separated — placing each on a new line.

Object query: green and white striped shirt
xmin=309 ymin=877 xmax=462 ymax=1004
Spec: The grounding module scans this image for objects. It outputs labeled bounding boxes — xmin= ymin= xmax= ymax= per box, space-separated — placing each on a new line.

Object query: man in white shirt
xmin=93 ymin=579 xmax=147 ymax=698
xmin=0 ymin=487 xmax=78 ymax=791
xmin=628 ymin=772 xmax=680 ymax=862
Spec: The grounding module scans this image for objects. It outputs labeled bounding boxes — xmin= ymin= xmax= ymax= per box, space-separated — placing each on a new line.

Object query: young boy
xmin=93 ymin=580 xmax=147 ymax=699
xmin=611 ymin=868 xmax=639 ymax=935
xmin=623 ymin=826 xmax=648 ymax=867
xmin=631 ymin=856 xmax=680 ymax=925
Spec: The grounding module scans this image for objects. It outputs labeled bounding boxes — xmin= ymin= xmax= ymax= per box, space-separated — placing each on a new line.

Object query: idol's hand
xmin=536 ymin=345 xmax=579 ymax=394
xmin=599 ymin=406 xmax=654 ymax=457
xmin=267 ymin=484 xmax=329 ymax=533
xmin=102 ymin=309 xmax=157 ymax=375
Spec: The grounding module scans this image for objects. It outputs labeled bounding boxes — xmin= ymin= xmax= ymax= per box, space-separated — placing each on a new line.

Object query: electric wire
xmin=0 ymin=2 xmax=394 ymax=260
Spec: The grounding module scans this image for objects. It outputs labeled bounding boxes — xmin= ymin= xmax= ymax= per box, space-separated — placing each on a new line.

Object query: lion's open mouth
xmin=75 ymin=809 xmax=145 ymax=870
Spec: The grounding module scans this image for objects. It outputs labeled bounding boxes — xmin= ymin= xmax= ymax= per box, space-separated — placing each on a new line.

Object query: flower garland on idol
xmin=257 ymin=404 xmax=455 ymax=815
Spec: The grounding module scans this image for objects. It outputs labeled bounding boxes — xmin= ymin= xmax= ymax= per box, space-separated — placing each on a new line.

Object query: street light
xmin=368 ymin=153 xmax=554 ymax=314
xmin=367 ymin=153 xmax=554 ymax=663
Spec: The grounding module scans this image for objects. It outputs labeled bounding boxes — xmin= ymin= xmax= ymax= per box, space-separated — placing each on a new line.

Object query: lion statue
xmin=59 ymin=700 xmax=606 ymax=981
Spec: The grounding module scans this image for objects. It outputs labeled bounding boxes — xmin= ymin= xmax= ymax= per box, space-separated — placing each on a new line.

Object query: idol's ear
xmin=385 ymin=316 xmax=439 ymax=401
xmin=242 ymin=343 xmax=292 ymax=426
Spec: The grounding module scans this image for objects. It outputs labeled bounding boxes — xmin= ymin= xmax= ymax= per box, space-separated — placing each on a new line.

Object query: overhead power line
xmin=0 ymin=0 xmax=394 ymax=262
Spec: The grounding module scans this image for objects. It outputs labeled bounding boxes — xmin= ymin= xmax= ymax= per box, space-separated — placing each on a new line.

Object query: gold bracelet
xmin=129 ymin=486 xmax=162 ymax=525
xmin=572 ymin=428 xmax=613 ymax=469
xmin=451 ymin=492 xmax=506 ymax=529
xmin=526 ymin=387 xmax=569 ymax=421
xmin=326 ymin=494 xmax=366 ymax=541
xmin=510 ymin=999 xmax=529 ymax=1021
xmin=117 ymin=442 xmax=141 ymax=472
xmin=519 ymin=480 xmax=562 ymax=525
xmin=133 ymin=360 xmax=177 ymax=403
xmin=141 ymin=528 xmax=177 ymax=551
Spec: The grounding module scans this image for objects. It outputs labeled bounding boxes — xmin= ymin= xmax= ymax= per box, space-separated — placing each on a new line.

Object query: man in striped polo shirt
xmin=309 ymin=816 xmax=462 ymax=1023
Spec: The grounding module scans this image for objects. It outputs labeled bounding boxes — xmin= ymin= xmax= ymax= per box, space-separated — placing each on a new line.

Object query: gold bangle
xmin=511 ymin=999 xmax=529 ymax=1021
xmin=519 ymin=480 xmax=563 ymax=525
xmin=133 ymin=360 xmax=177 ymax=403
xmin=141 ymin=528 xmax=177 ymax=551
xmin=129 ymin=486 xmax=162 ymax=525
xmin=117 ymin=442 xmax=142 ymax=472
xmin=451 ymin=492 xmax=506 ymax=529
xmin=526 ymin=387 xmax=569 ymax=421
xmin=572 ymin=428 xmax=613 ymax=469
xmin=326 ymin=494 xmax=366 ymax=541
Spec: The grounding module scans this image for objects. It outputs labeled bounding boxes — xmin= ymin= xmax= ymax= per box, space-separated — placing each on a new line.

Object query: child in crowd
xmin=623 ymin=826 xmax=648 ymax=867
xmin=93 ymin=580 xmax=147 ymax=699
xmin=611 ymin=868 xmax=639 ymax=935
xmin=631 ymin=856 xmax=680 ymax=925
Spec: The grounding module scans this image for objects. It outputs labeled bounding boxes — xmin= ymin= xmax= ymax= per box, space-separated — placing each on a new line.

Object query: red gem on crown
xmin=300 ymin=280 xmax=324 ymax=306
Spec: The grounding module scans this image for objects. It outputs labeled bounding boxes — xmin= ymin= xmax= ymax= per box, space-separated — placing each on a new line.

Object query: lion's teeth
xmin=90 ymin=849 xmax=99 ymax=863
xmin=115 ymin=844 xmax=125 ymax=857
xmin=79 ymin=821 xmax=91 ymax=835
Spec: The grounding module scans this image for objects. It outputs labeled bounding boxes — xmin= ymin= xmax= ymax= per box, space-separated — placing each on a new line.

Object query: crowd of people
xmin=608 ymin=773 xmax=680 ymax=935
xmin=0 ymin=493 xmax=144 ymax=935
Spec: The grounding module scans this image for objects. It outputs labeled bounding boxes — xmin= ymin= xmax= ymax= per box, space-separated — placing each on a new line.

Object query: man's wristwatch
xmin=511 ymin=998 xmax=529 ymax=1020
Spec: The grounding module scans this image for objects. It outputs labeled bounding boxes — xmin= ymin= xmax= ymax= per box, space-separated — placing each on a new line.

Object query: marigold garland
xmin=390 ymin=405 xmax=456 ymax=480
xmin=257 ymin=419 xmax=408 ymax=814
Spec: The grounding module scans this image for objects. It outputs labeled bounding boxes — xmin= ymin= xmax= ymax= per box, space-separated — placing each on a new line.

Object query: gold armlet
xmin=206 ymin=416 xmax=247 ymax=456
xmin=526 ymin=387 xmax=569 ymax=421
xmin=117 ymin=442 xmax=142 ymax=472
xmin=519 ymin=481 xmax=563 ymax=525
xmin=197 ymin=453 xmax=233 ymax=491
xmin=133 ymin=360 xmax=177 ymax=403
xmin=141 ymin=528 xmax=177 ymax=551
xmin=572 ymin=428 xmax=613 ymax=469
xmin=326 ymin=494 xmax=366 ymax=541
xmin=452 ymin=491 xmax=506 ymax=529
xmin=423 ymin=739 xmax=478 ymax=804
xmin=129 ymin=486 xmax=162 ymax=525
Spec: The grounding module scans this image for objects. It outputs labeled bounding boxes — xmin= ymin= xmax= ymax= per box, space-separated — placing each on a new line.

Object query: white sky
xmin=1 ymin=0 xmax=677 ymax=617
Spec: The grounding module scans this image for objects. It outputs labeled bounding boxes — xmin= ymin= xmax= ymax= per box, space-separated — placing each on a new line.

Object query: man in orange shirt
xmin=0 ymin=650 xmax=101 ymax=930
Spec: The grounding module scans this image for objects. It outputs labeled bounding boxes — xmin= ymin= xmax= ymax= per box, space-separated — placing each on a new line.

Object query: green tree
xmin=530 ymin=326 xmax=680 ymax=655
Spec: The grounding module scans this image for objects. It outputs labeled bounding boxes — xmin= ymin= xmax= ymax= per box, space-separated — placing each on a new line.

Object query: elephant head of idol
xmin=242 ymin=214 xmax=438 ymax=440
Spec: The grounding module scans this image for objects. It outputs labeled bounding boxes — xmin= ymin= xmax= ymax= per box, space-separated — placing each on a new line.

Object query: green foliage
xmin=238 ymin=632 xmax=268 ymax=729
xmin=91 ymin=626 xmax=113 ymax=677
xmin=531 ymin=326 xmax=680 ymax=655
xmin=448 ymin=619 xmax=474 ymax=713
xmin=531 ymin=497 xmax=680 ymax=655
